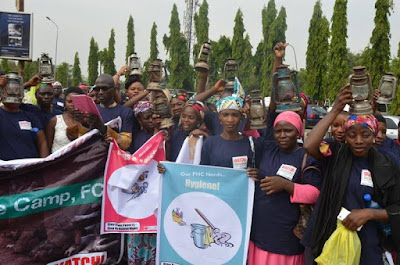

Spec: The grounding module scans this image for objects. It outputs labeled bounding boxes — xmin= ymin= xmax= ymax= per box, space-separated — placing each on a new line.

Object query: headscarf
xmin=273 ymin=111 xmax=304 ymax=137
xmin=133 ymin=101 xmax=153 ymax=117
xmin=300 ymin=92 xmax=308 ymax=119
xmin=171 ymin=90 xmax=189 ymax=102
xmin=344 ymin=114 xmax=379 ymax=136
xmin=216 ymin=96 xmax=244 ymax=113
xmin=52 ymin=81 xmax=62 ymax=87
xmin=183 ymin=99 xmax=206 ymax=121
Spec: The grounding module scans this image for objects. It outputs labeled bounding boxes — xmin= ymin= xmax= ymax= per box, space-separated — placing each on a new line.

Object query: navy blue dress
xmin=169 ymin=129 xmax=189 ymax=162
xmin=378 ymin=138 xmax=400 ymax=169
xmin=251 ymin=139 xmax=321 ymax=255
xmin=200 ymin=135 xmax=253 ymax=168
xmin=0 ymin=108 xmax=43 ymax=160
xmin=20 ymin=103 xmax=63 ymax=128
xmin=302 ymin=157 xmax=382 ymax=265
xmin=129 ymin=130 xmax=152 ymax=154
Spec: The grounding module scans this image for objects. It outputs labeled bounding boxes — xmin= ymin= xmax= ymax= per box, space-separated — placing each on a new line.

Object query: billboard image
xmin=0 ymin=11 xmax=33 ymax=60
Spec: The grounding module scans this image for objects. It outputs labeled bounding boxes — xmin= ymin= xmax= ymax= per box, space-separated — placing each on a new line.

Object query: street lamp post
xmin=46 ymin=16 xmax=58 ymax=80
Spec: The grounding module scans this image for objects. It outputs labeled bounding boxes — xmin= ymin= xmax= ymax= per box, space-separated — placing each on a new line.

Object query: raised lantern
xmin=377 ymin=72 xmax=398 ymax=104
xmin=348 ymin=66 xmax=373 ymax=115
xmin=249 ymin=89 xmax=267 ymax=129
xmin=128 ymin=52 xmax=142 ymax=77
xmin=194 ymin=42 xmax=211 ymax=73
xmin=147 ymin=59 xmax=163 ymax=91
xmin=272 ymin=65 xmax=301 ymax=113
xmin=0 ymin=72 xmax=24 ymax=104
xmin=223 ymin=59 xmax=239 ymax=91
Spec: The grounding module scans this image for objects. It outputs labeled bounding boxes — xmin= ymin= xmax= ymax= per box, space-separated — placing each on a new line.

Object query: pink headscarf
xmin=273 ymin=111 xmax=304 ymax=137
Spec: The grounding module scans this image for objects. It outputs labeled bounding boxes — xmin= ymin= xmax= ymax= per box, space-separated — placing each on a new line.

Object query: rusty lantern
xmin=128 ymin=52 xmax=142 ymax=77
xmin=147 ymin=59 xmax=163 ymax=91
xmin=153 ymin=96 xmax=174 ymax=129
xmin=249 ymin=89 xmax=267 ymax=129
xmin=223 ymin=59 xmax=239 ymax=91
xmin=194 ymin=42 xmax=211 ymax=73
xmin=348 ymin=66 xmax=373 ymax=115
xmin=377 ymin=72 xmax=398 ymax=104
xmin=272 ymin=65 xmax=301 ymax=113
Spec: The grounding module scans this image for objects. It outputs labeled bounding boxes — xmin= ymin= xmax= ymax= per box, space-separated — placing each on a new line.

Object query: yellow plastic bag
xmin=315 ymin=220 xmax=361 ymax=265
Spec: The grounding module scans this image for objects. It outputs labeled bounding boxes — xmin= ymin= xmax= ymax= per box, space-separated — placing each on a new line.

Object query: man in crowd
xmin=0 ymin=73 xmax=49 ymax=160
xmin=52 ymin=81 xmax=65 ymax=111
xmin=20 ymin=84 xmax=63 ymax=129
xmin=85 ymin=74 xmax=133 ymax=150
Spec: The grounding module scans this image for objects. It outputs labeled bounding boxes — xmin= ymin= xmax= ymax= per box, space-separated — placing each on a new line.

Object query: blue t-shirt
xmin=20 ymin=103 xmax=63 ymax=128
xmin=169 ymin=129 xmax=189 ymax=162
xmin=378 ymin=138 xmax=400 ymax=169
xmin=129 ymin=129 xmax=152 ymax=154
xmin=203 ymin=109 xmax=248 ymax=136
xmin=97 ymin=104 xmax=133 ymax=134
xmin=0 ymin=108 xmax=43 ymax=160
xmin=251 ymin=139 xmax=321 ymax=255
xmin=200 ymin=135 xmax=253 ymax=168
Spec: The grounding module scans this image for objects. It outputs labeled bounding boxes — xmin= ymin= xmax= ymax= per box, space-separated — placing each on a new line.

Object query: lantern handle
xmin=287 ymin=44 xmax=298 ymax=71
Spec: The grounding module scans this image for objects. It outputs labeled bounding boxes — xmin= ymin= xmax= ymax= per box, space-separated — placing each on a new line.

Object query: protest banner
xmin=157 ymin=162 xmax=255 ymax=265
xmin=0 ymin=131 xmax=123 ymax=265
xmin=101 ymin=131 xmax=165 ymax=234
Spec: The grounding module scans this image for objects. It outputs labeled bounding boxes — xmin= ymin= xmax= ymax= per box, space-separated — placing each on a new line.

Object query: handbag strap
xmin=300 ymin=153 xmax=320 ymax=184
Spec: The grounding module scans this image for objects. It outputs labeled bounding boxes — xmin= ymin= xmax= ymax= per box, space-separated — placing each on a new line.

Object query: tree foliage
xmin=260 ymin=0 xmax=277 ymax=95
xmin=57 ymin=62 xmax=71 ymax=87
xmin=326 ymin=0 xmax=348 ymax=101
xmin=163 ymin=4 xmax=193 ymax=90
xmin=305 ymin=0 xmax=330 ymax=102
xmin=367 ymin=0 xmax=392 ymax=89
xmin=88 ymin=37 xmax=99 ymax=85
xmin=126 ymin=15 xmax=135 ymax=62
xmin=209 ymin=36 xmax=232 ymax=86
xmin=72 ymin=52 xmax=82 ymax=86
xmin=142 ymin=22 xmax=159 ymax=85
xmin=390 ymin=42 xmax=400 ymax=115
xmin=193 ymin=0 xmax=209 ymax=61
xmin=104 ymin=29 xmax=116 ymax=75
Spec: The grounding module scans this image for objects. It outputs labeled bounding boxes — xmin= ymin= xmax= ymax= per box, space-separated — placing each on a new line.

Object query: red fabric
xmin=290 ymin=183 xmax=320 ymax=204
xmin=248 ymin=241 xmax=305 ymax=265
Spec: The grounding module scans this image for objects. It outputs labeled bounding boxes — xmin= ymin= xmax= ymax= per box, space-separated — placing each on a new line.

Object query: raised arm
xmin=124 ymin=90 xmax=150 ymax=108
xmin=269 ymin=43 xmax=288 ymax=112
xmin=303 ymin=85 xmax=352 ymax=159
xmin=197 ymin=72 xmax=208 ymax=95
xmin=194 ymin=79 xmax=225 ymax=103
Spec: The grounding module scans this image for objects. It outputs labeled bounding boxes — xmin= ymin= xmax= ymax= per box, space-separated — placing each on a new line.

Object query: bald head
xmin=95 ymin=74 xmax=114 ymax=88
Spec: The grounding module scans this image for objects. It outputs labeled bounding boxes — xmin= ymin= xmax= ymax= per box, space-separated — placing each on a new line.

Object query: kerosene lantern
xmin=128 ymin=52 xmax=142 ymax=77
xmin=0 ymin=72 xmax=24 ymax=104
xmin=39 ymin=53 xmax=55 ymax=83
xmin=376 ymin=72 xmax=398 ymax=104
xmin=223 ymin=59 xmax=239 ymax=91
xmin=147 ymin=59 xmax=163 ymax=91
xmin=249 ymin=89 xmax=267 ymax=129
xmin=272 ymin=64 xmax=301 ymax=113
xmin=348 ymin=66 xmax=373 ymax=115
xmin=153 ymin=92 xmax=174 ymax=129
xmin=194 ymin=42 xmax=211 ymax=73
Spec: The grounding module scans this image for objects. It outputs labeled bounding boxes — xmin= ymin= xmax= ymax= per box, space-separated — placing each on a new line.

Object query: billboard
xmin=0 ymin=11 xmax=33 ymax=60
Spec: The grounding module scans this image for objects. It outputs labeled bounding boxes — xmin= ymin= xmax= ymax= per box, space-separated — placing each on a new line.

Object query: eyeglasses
xmin=95 ymin=86 xmax=114 ymax=91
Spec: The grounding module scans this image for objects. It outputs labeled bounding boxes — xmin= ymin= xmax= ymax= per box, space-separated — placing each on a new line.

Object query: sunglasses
xmin=95 ymin=86 xmax=114 ymax=91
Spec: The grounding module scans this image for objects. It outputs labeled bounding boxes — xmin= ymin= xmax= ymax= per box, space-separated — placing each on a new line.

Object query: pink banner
xmin=101 ymin=131 xmax=165 ymax=234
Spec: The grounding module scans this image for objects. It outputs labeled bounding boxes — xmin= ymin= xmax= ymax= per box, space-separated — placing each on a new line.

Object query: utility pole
xmin=16 ymin=0 xmax=25 ymax=78
xmin=183 ymin=0 xmax=199 ymax=61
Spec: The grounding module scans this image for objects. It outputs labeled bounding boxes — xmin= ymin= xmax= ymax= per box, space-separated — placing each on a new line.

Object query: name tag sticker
xmin=19 ymin=121 xmax=32 ymax=130
xmin=361 ymin=169 xmax=373 ymax=188
xmin=57 ymin=101 xmax=64 ymax=107
xmin=232 ymin=156 xmax=247 ymax=169
xmin=276 ymin=164 xmax=297 ymax=181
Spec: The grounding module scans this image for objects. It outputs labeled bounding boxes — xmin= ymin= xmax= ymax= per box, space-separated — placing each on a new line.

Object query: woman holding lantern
xmin=248 ymin=110 xmax=322 ymax=265
xmin=303 ymin=85 xmax=400 ymax=265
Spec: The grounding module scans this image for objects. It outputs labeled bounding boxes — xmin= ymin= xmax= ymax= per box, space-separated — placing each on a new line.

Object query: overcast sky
xmin=3 ymin=0 xmax=400 ymax=80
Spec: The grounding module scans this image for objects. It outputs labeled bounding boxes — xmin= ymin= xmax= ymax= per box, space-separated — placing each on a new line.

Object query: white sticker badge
xmin=19 ymin=121 xmax=32 ymax=130
xmin=57 ymin=101 xmax=64 ymax=107
xmin=360 ymin=169 xmax=373 ymax=188
xmin=232 ymin=156 xmax=248 ymax=169
xmin=276 ymin=164 xmax=297 ymax=181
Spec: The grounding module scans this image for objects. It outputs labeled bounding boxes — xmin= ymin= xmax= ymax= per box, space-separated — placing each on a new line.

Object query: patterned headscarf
xmin=183 ymin=99 xmax=206 ymax=121
xmin=344 ymin=115 xmax=379 ymax=136
xmin=216 ymin=96 xmax=244 ymax=113
xmin=133 ymin=101 xmax=153 ymax=117
xmin=52 ymin=81 xmax=62 ymax=87
xmin=300 ymin=92 xmax=308 ymax=119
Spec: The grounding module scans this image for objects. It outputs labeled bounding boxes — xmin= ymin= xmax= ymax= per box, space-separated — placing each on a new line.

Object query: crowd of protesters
xmin=0 ymin=42 xmax=400 ymax=265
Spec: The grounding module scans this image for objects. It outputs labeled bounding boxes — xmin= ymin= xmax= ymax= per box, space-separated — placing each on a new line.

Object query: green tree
xmin=104 ymin=29 xmax=116 ymax=75
xmin=163 ymin=4 xmax=193 ymax=90
xmin=346 ymin=49 xmax=364 ymax=73
xmin=193 ymin=0 xmax=209 ymax=61
xmin=240 ymin=34 xmax=256 ymax=90
xmin=57 ymin=62 xmax=71 ymax=87
xmin=126 ymin=15 xmax=135 ymax=62
xmin=253 ymin=41 xmax=264 ymax=88
xmin=367 ymin=0 xmax=393 ymax=89
xmin=305 ymin=0 xmax=330 ymax=102
xmin=142 ymin=22 xmax=159 ymax=85
xmin=326 ymin=0 xmax=348 ymax=101
xmin=390 ymin=42 xmax=400 ymax=114
xmin=232 ymin=9 xmax=246 ymax=62
xmin=72 ymin=52 xmax=82 ymax=86
xmin=24 ymin=61 xmax=34 ymax=82
xmin=209 ymin=36 xmax=232 ymax=86
xmin=98 ymin=48 xmax=108 ymax=75
xmin=260 ymin=0 xmax=277 ymax=95
xmin=261 ymin=6 xmax=287 ymax=96
xmin=1 ymin=59 xmax=18 ymax=73
xmin=88 ymin=37 xmax=99 ymax=85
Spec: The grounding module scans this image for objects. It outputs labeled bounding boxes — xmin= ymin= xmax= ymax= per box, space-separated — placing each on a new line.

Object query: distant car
xmin=383 ymin=115 xmax=399 ymax=140
xmin=306 ymin=105 xmax=327 ymax=128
